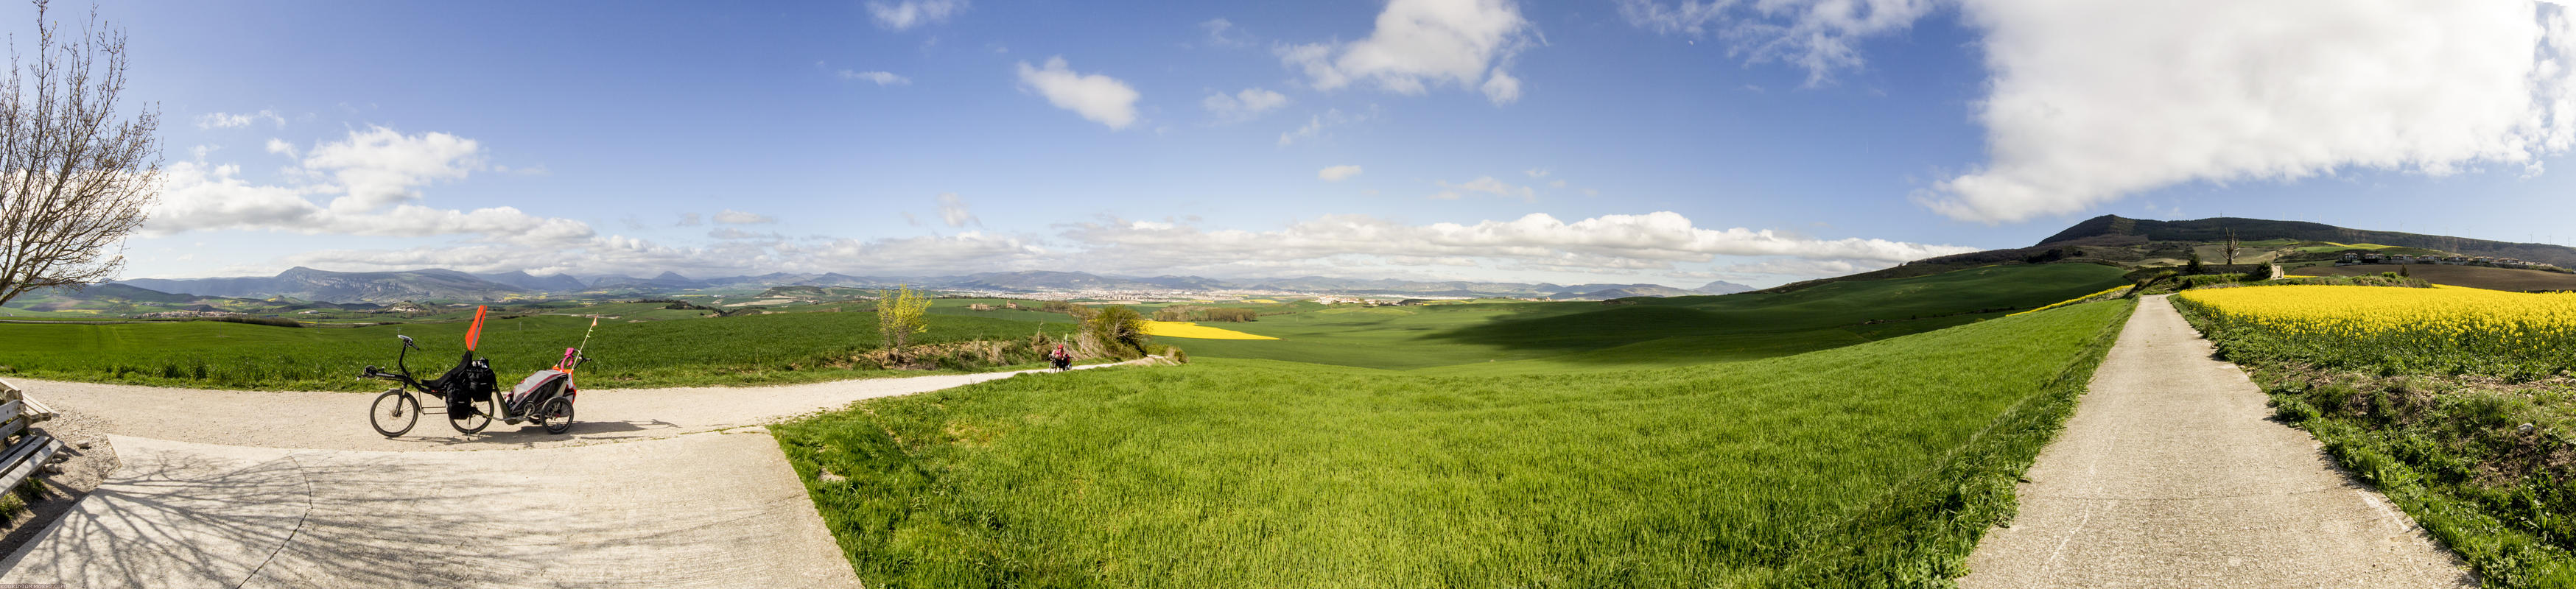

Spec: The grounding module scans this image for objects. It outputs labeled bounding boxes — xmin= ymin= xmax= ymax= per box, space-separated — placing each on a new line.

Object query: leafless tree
xmin=0 ymin=1 xmax=161 ymax=307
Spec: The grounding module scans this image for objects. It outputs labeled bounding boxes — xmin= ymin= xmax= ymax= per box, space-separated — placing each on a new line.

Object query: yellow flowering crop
xmin=2174 ymin=285 xmax=2576 ymax=377
xmin=1140 ymin=320 xmax=1279 ymax=340
xmin=2010 ymin=285 xmax=2133 ymax=317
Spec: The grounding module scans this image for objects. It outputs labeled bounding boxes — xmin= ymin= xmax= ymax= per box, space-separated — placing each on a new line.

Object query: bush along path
xmin=1960 ymin=295 xmax=2474 ymax=588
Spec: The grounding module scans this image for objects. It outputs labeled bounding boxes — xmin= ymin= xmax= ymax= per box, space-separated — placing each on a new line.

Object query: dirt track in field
xmin=1959 ymin=296 xmax=2473 ymax=588
xmin=0 ymin=359 xmax=1154 ymax=588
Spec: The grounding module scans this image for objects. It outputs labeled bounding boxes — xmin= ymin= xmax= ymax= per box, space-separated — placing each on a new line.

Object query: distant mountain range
xmin=109 ymin=267 xmax=1756 ymax=304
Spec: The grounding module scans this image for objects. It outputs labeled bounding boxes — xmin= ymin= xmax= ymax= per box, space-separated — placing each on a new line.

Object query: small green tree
xmin=2186 ymin=250 xmax=2204 ymax=275
xmin=876 ymin=285 xmax=932 ymax=359
xmin=1087 ymin=305 xmax=1150 ymax=359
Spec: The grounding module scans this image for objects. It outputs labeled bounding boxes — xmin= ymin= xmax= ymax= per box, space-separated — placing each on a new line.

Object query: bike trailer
xmin=507 ymin=369 xmax=571 ymax=412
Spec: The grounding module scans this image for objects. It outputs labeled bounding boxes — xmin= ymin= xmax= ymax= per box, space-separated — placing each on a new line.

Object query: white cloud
xmin=838 ymin=70 xmax=911 ymax=85
xmin=1201 ymin=18 xmax=1252 ymax=47
xmin=1318 ymin=164 xmax=1365 ymax=181
xmin=866 ymin=0 xmax=965 ymax=30
xmin=1614 ymin=0 xmax=1934 ymax=86
xmin=194 ymin=110 xmax=285 ymax=130
xmin=709 ymin=228 xmax=783 ymax=240
xmin=144 ymin=127 xmax=585 ymax=250
xmin=1278 ymin=107 xmax=1370 ymax=147
xmin=301 ymin=126 xmax=483 ymax=212
xmin=677 ymin=213 xmax=703 ymax=227
xmin=1057 ymin=211 xmax=1979 ymax=278
xmin=1014 ymin=57 xmax=1142 ymax=130
xmin=1203 ymin=87 xmax=1291 ymax=121
xmin=1926 ymin=0 xmax=2576 ymax=222
xmin=1549 ymin=179 xmax=1568 ymax=188
xmin=936 ymin=192 xmax=978 ymax=228
xmin=713 ymin=209 xmax=774 ymax=225
xmin=264 ymin=138 xmax=297 ymax=158
xmin=1279 ymin=0 xmax=1537 ymax=105
xmin=1431 ymin=176 xmax=1535 ymax=202
xmin=1522 ymin=167 xmax=1548 ymax=177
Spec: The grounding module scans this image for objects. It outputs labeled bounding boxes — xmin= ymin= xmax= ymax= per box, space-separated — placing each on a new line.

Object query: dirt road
xmin=1959 ymin=296 xmax=2474 ymax=588
xmin=0 ymin=360 xmax=1151 ymax=588
xmin=10 ymin=359 xmax=1152 ymax=452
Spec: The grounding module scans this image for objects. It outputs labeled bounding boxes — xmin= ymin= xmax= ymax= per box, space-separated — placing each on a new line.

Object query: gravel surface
xmin=7 ymin=358 xmax=1157 ymax=453
xmin=1 ymin=431 xmax=860 ymax=588
xmin=0 ymin=360 xmax=1160 ymax=587
xmin=1959 ymin=296 xmax=2476 ymax=588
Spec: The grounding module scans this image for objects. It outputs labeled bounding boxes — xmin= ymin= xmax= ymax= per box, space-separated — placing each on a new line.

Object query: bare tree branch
xmin=0 ymin=0 xmax=160 ymax=307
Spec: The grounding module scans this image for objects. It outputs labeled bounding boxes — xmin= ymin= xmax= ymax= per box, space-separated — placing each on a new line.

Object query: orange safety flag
xmin=466 ymin=305 xmax=488 ymax=351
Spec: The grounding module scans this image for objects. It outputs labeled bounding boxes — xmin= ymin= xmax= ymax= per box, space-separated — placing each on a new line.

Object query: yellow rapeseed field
xmin=1140 ymin=320 xmax=1279 ymax=340
xmin=2009 ymin=285 xmax=2133 ymax=317
xmin=2174 ymin=285 xmax=2576 ymax=377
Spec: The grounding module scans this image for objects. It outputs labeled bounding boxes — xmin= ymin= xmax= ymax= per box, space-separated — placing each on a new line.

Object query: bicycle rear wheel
xmin=369 ymin=389 xmax=419 ymax=437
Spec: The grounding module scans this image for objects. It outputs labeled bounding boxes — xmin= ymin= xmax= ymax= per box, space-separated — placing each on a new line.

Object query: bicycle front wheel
xmin=370 ymin=389 xmax=420 ymax=437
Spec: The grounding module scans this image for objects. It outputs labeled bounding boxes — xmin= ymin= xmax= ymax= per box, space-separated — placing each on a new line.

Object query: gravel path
xmin=1959 ymin=296 xmax=2474 ymax=588
xmin=0 ymin=360 xmax=1156 ymax=587
xmin=1 ymin=431 xmax=860 ymax=588
xmin=8 ymin=358 xmax=1154 ymax=453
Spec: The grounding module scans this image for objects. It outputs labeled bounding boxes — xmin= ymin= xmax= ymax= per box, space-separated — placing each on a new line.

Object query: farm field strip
xmin=0 ymin=311 xmax=1081 ymax=391
xmin=772 ymin=300 xmax=2135 ymax=588
xmin=2175 ymin=284 xmax=2576 ymax=378
xmin=1138 ymin=320 xmax=1277 ymax=340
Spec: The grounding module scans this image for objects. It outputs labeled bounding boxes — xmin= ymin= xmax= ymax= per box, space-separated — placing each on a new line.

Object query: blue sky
xmin=77 ymin=0 xmax=2576 ymax=287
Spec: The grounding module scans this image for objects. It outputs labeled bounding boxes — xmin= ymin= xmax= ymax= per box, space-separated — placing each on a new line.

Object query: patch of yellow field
xmin=1240 ymin=299 xmax=1278 ymax=304
xmin=1142 ymin=320 xmax=1278 ymax=340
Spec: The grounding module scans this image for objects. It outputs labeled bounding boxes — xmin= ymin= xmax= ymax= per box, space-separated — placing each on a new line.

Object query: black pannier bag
xmin=438 ymin=356 xmax=498 ymax=416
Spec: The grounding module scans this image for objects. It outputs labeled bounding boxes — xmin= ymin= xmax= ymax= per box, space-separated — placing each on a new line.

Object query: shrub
xmin=1086 ymin=306 xmax=1149 ymax=359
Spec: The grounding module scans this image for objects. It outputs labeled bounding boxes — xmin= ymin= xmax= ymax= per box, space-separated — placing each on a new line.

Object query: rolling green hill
xmin=1175 ymin=263 xmax=2130 ymax=371
xmin=773 ymin=298 xmax=2135 ymax=588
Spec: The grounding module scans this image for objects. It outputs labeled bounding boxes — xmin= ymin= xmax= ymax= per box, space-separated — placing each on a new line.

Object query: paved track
xmin=1959 ymin=296 xmax=2474 ymax=588
xmin=10 ymin=360 xmax=1148 ymax=452
xmin=0 ymin=360 xmax=1151 ymax=588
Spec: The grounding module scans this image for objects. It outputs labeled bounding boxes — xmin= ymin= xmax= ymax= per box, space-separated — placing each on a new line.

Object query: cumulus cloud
xmin=1924 ymin=1 xmax=2576 ymax=222
xmin=1203 ymin=87 xmax=1291 ymax=121
xmin=1431 ymin=176 xmax=1536 ymax=202
xmin=195 ymin=110 xmax=286 ymax=130
xmin=301 ymin=126 xmax=483 ymax=212
xmin=713 ymin=209 xmax=775 ymax=225
xmin=144 ymin=127 xmax=589 ymax=252
xmin=1623 ymin=1 xmax=2576 ymax=222
xmin=936 ymin=192 xmax=978 ymax=228
xmin=1279 ymin=0 xmax=1537 ymax=105
xmin=838 ymin=70 xmax=910 ymax=85
xmin=1615 ymin=0 xmax=1933 ymax=86
xmin=264 ymin=138 xmax=297 ymax=158
xmin=1015 ymin=57 xmax=1142 ymax=130
xmin=1319 ymin=164 xmax=1364 ymax=181
xmin=866 ymin=0 xmax=965 ymax=30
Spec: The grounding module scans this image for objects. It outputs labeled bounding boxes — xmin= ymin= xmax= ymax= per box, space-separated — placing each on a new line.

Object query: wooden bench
xmin=0 ymin=379 xmax=63 ymax=493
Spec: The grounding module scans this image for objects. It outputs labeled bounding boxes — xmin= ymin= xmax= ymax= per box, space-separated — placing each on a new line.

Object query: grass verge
xmin=771 ymin=299 xmax=2133 ymax=588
